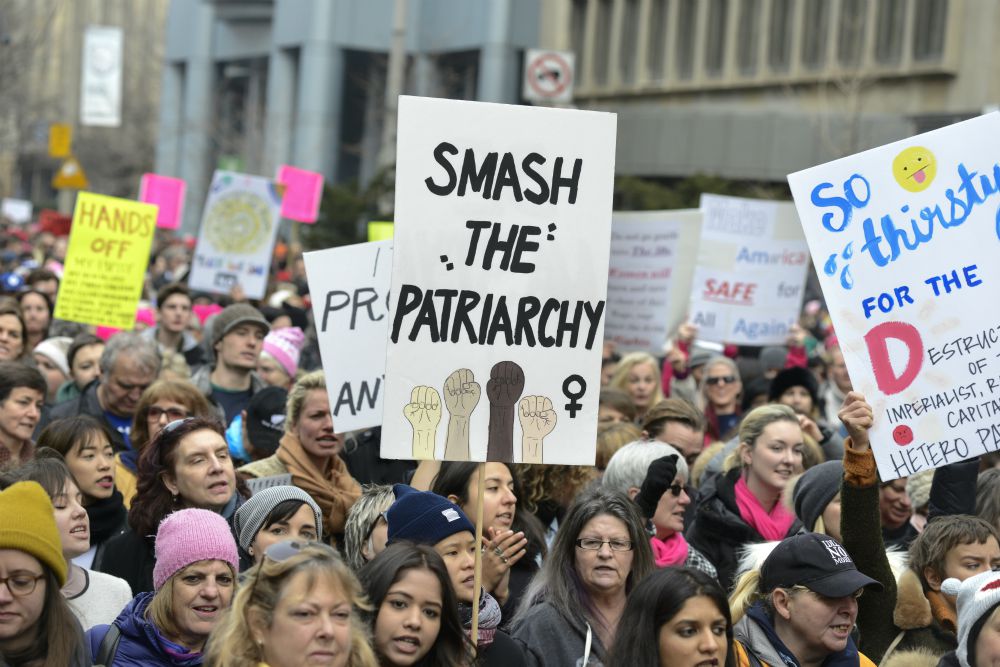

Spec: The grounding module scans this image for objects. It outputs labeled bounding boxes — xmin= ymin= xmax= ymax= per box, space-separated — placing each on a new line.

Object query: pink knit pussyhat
xmin=261 ymin=326 xmax=305 ymax=378
xmin=152 ymin=508 xmax=239 ymax=590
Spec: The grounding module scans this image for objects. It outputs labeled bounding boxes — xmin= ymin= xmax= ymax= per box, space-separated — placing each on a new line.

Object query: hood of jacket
xmin=894 ymin=569 xmax=933 ymax=630
xmin=734 ymin=612 xmax=791 ymax=667
xmin=111 ymin=591 xmax=205 ymax=666
xmin=880 ymin=648 xmax=942 ymax=667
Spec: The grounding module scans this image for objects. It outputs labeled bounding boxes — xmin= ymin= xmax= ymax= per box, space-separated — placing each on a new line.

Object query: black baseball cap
xmin=760 ymin=533 xmax=883 ymax=598
xmin=245 ymin=386 xmax=288 ymax=457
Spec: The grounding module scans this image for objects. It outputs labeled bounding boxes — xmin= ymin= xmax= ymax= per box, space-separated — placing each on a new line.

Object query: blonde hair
xmin=147 ymin=561 xmax=236 ymax=646
xmin=609 ymin=352 xmax=665 ymax=410
xmin=205 ymin=543 xmax=377 ymax=667
xmin=285 ymin=370 xmax=327 ymax=433
xmin=729 ymin=569 xmax=808 ymax=624
xmin=596 ymin=421 xmax=642 ymax=470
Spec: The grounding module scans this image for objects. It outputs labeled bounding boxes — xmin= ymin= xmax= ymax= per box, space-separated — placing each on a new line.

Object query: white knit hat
xmin=943 ymin=570 xmax=1000 ymax=667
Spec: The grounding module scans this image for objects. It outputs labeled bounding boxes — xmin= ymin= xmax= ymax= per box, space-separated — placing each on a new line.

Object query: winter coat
xmin=141 ymin=326 xmax=205 ymax=369
xmin=86 ymin=592 xmax=205 ymax=666
xmin=189 ymin=364 xmax=267 ymax=425
xmin=883 ymin=649 xmax=945 ymax=667
xmin=37 ymin=379 xmax=127 ymax=451
xmin=512 ymin=600 xmax=608 ymax=667
xmin=733 ymin=610 xmax=877 ymax=667
xmin=685 ymin=467 xmax=803 ymax=592
xmin=94 ymin=527 xmax=156 ymax=595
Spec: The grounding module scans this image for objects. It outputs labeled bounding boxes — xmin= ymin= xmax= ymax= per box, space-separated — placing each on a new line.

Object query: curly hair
xmin=513 ymin=463 xmax=598 ymax=516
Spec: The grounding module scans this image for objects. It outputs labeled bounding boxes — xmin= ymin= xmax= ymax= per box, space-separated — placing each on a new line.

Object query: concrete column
xmin=263 ymin=47 xmax=296 ymax=175
xmin=178 ymin=1 xmax=216 ymax=233
xmin=293 ymin=0 xmax=342 ymax=181
xmin=477 ymin=0 xmax=515 ymax=103
xmin=413 ymin=53 xmax=437 ymax=97
xmin=153 ymin=63 xmax=183 ymax=177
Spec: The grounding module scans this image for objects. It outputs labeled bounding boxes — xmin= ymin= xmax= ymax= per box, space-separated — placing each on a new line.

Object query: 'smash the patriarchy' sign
xmin=606 ymin=210 xmax=701 ymax=353
xmin=55 ymin=192 xmax=156 ymax=329
xmin=788 ymin=113 xmax=1000 ymax=480
xmin=382 ymin=96 xmax=617 ymax=465
xmin=304 ymin=241 xmax=392 ymax=432
xmin=689 ymin=195 xmax=809 ymax=345
xmin=189 ymin=171 xmax=282 ymax=300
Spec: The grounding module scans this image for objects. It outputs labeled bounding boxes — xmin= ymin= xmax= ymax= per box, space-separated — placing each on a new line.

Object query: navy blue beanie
xmin=385 ymin=484 xmax=475 ymax=546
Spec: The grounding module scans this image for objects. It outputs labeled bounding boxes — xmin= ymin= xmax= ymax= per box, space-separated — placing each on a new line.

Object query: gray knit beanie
xmin=232 ymin=485 xmax=323 ymax=553
xmin=792 ymin=460 xmax=844 ymax=531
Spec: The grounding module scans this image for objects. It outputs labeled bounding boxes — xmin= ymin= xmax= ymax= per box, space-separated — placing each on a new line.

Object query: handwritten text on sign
xmin=788 ymin=113 xmax=1000 ymax=479
xmin=382 ymin=96 xmax=616 ymax=465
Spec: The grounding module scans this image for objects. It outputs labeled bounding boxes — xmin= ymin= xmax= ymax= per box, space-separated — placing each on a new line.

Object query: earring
xmin=172 ymin=494 xmax=179 ymax=504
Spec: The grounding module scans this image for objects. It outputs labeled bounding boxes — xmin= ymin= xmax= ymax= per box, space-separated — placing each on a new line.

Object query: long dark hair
xmin=128 ymin=417 xmax=248 ymax=539
xmin=607 ymin=567 xmax=735 ymax=667
xmin=359 ymin=543 xmax=473 ymax=667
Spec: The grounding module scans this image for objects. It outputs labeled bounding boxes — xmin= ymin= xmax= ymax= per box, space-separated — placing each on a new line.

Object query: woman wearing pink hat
xmin=257 ymin=326 xmax=305 ymax=390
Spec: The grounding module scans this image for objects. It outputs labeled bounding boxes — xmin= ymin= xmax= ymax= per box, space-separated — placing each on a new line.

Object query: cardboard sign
xmin=1 ymin=198 xmax=32 ymax=225
xmin=139 ymin=174 xmax=186 ymax=230
xmin=304 ymin=241 xmax=392 ymax=432
xmin=381 ymin=96 xmax=616 ymax=465
xmin=689 ymin=194 xmax=809 ymax=345
xmin=189 ymin=171 xmax=282 ymax=300
xmin=368 ymin=221 xmax=394 ymax=241
xmin=605 ymin=210 xmax=701 ymax=353
xmin=54 ymin=192 xmax=156 ymax=329
xmin=788 ymin=112 xmax=1000 ymax=480
xmin=276 ymin=165 xmax=323 ymax=223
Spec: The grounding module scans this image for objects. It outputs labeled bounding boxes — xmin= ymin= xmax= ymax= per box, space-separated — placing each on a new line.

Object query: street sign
xmin=522 ymin=49 xmax=575 ymax=104
xmin=48 ymin=124 xmax=72 ymax=158
xmin=52 ymin=157 xmax=89 ymax=190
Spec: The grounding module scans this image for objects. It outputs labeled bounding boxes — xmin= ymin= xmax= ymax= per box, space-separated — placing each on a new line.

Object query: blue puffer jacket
xmin=86 ymin=592 xmax=205 ymax=666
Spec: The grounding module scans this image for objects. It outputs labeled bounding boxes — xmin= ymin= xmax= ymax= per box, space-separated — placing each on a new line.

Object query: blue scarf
xmin=746 ymin=602 xmax=863 ymax=667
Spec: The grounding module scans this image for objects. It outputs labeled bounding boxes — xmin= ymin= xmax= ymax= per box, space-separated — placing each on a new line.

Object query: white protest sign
xmin=1 ymin=198 xmax=32 ymax=225
xmin=80 ymin=26 xmax=123 ymax=127
xmin=304 ymin=241 xmax=392 ymax=433
xmin=788 ymin=113 xmax=1000 ymax=480
xmin=189 ymin=171 xmax=282 ymax=300
xmin=382 ymin=96 xmax=616 ymax=465
xmin=605 ymin=210 xmax=701 ymax=353
xmin=689 ymin=195 xmax=809 ymax=345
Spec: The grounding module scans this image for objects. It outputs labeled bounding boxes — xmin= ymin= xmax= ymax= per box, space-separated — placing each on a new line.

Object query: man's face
xmin=653 ymin=421 xmax=704 ymax=466
xmin=99 ymin=356 xmax=155 ymax=417
xmin=215 ymin=324 xmax=266 ymax=372
xmin=829 ymin=348 xmax=853 ymax=393
xmin=158 ymin=293 xmax=192 ymax=334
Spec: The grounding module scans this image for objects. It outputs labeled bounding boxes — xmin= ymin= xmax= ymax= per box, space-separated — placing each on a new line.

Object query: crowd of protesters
xmin=0 ymin=219 xmax=999 ymax=667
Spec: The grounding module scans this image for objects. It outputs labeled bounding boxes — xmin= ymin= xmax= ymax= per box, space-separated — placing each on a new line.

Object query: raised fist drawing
xmin=486 ymin=361 xmax=525 ymax=462
xmin=404 ymin=385 xmax=441 ymax=459
xmin=443 ymin=369 xmax=481 ymax=460
xmin=519 ymin=396 xmax=557 ymax=464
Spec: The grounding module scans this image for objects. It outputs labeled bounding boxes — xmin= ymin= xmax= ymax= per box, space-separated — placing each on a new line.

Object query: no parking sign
xmin=522 ymin=49 xmax=575 ymax=104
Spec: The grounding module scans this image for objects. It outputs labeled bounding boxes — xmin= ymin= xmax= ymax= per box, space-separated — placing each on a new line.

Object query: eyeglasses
xmin=575 ymin=538 xmax=633 ymax=552
xmin=149 ymin=406 xmax=189 ymax=421
xmin=706 ymin=375 xmax=737 ymax=386
xmin=0 ymin=573 xmax=44 ymax=597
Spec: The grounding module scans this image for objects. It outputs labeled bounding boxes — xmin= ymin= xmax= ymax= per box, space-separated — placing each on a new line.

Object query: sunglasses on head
xmin=706 ymin=375 xmax=737 ymax=386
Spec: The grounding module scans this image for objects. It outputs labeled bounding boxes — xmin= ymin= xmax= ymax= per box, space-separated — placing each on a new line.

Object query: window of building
xmin=620 ymin=0 xmax=639 ymax=83
xmin=704 ymin=0 xmax=728 ymax=75
xmin=594 ymin=0 xmax=613 ymax=85
xmin=675 ymin=0 xmax=697 ymax=79
xmin=736 ymin=0 xmax=760 ymax=76
xmin=647 ymin=0 xmax=669 ymax=79
xmin=768 ymin=0 xmax=793 ymax=72
xmin=913 ymin=0 xmax=947 ymax=61
xmin=875 ymin=0 xmax=905 ymax=64
xmin=837 ymin=0 xmax=868 ymax=67
xmin=800 ymin=0 xmax=829 ymax=69
xmin=570 ymin=0 xmax=587 ymax=82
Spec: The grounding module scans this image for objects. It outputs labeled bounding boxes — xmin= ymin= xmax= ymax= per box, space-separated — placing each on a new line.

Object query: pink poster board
xmin=139 ymin=174 xmax=186 ymax=230
xmin=276 ymin=165 xmax=323 ymax=223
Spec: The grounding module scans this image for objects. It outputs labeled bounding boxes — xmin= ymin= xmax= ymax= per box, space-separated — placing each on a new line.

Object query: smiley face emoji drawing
xmin=892 ymin=146 xmax=936 ymax=192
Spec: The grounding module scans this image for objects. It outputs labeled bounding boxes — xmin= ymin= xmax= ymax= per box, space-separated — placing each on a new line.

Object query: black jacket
xmin=94 ymin=527 xmax=156 ymax=595
xmin=36 ymin=380 xmax=128 ymax=452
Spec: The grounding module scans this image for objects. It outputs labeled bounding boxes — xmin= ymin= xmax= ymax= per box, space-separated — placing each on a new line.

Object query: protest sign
xmin=139 ymin=174 xmax=186 ymax=230
xmin=304 ymin=240 xmax=392 ymax=432
xmin=189 ymin=171 xmax=282 ymax=300
xmin=689 ymin=194 xmax=809 ymax=346
xmin=80 ymin=26 xmax=122 ymax=127
xmin=605 ymin=210 xmax=701 ymax=353
xmin=54 ymin=192 xmax=156 ymax=329
xmin=368 ymin=221 xmax=394 ymax=241
xmin=381 ymin=96 xmax=616 ymax=465
xmin=788 ymin=112 xmax=1000 ymax=480
xmin=276 ymin=165 xmax=323 ymax=223
xmin=1 ymin=198 xmax=32 ymax=225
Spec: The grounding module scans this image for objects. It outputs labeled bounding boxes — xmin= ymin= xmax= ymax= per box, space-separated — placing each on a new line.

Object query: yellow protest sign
xmin=367 ymin=221 xmax=394 ymax=241
xmin=54 ymin=192 xmax=157 ymax=329
xmin=48 ymin=124 xmax=72 ymax=157
xmin=52 ymin=157 xmax=89 ymax=190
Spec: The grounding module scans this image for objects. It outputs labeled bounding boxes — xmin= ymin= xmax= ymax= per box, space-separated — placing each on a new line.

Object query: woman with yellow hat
xmin=0 ymin=479 xmax=90 ymax=666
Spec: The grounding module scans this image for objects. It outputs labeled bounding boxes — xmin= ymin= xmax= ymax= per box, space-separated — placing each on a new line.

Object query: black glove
xmin=635 ymin=454 xmax=679 ymax=519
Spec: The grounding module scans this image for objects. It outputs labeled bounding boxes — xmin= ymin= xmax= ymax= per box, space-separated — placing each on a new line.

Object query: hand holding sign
xmin=444 ymin=369 xmax=481 ymax=460
xmin=838 ymin=392 xmax=874 ymax=453
xmin=519 ymin=395 xmax=557 ymax=464
xmin=486 ymin=361 xmax=525 ymax=462
xmin=405 ymin=386 xmax=442 ymax=459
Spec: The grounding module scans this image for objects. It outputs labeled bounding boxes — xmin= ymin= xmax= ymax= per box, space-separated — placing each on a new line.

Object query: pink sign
xmin=139 ymin=174 xmax=186 ymax=230
xmin=276 ymin=165 xmax=324 ymax=223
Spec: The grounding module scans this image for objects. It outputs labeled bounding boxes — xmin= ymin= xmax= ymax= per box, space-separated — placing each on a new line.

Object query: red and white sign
xmin=522 ymin=49 xmax=575 ymax=104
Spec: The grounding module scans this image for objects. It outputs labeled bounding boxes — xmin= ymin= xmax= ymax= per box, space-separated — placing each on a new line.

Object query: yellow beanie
xmin=0 ymin=482 xmax=68 ymax=586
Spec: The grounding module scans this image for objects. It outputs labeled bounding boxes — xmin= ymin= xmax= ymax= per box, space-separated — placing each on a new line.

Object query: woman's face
xmin=71 ymin=343 xmax=103 ymax=389
xmin=296 ymin=389 xmax=342 ymax=462
xmin=163 ymin=429 xmax=236 ymax=511
xmin=254 ymin=571 xmax=354 ymax=667
xmin=0 ymin=549 xmax=46 ymax=655
xmin=0 ymin=314 xmax=25 ymax=361
xmin=65 ymin=433 xmax=115 ymax=501
xmin=361 ymin=517 xmax=389 ymax=564
xmin=250 ymin=503 xmax=319 ymax=564
xmin=52 ymin=478 xmax=90 ymax=558
xmin=0 ymin=387 xmax=43 ymax=446
xmin=374 ymin=567 xmax=442 ymax=666
xmin=703 ymin=363 xmax=741 ymax=410
xmin=32 ymin=353 xmax=67 ymax=401
xmin=776 ymin=587 xmax=859 ymax=659
xmin=258 ymin=354 xmax=292 ymax=389
xmin=779 ymin=386 xmax=814 ymax=416
xmin=878 ymin=479 xmax=913 ymax=531
xmin=652 ymin=475 xmax=690 ymax=540
xmin=625 ymin=361 xmax=658 ymax=410
xmin=741 ymin=421 xmax=803 ymax=494
xmin=657 ymin=595 xmax=729 ymax=667
xmin=19 ymin=294 xmax=49 ymax=335
xmin=459 ymin=462 xmax=516 ymax=534
xmin=433 ymin=531 xmax=477 ymax=604
xmin=146 ymin=399 xmax=191 ymax=444
xmin=169 ymin=560 xmax=235 ymax=651
xmin=574 ymin=514 xmax=634 ymax=599
xmin=821 ymin=494 xmax=842 ymax=542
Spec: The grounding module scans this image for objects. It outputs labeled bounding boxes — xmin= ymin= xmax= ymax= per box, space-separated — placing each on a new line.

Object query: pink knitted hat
xmin=261 ymin=326 xmax=305 ymax=378
xmin=153 ymin=508 xmax=239 ymax=590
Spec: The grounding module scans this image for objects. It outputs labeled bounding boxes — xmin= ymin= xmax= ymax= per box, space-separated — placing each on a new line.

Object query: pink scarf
xmin=650 ymin=533 xmax=689 ymax=567
xmin=734 ymin=475 xmax=796 ymax=541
